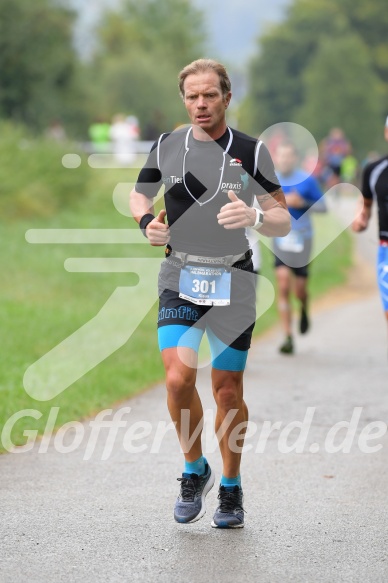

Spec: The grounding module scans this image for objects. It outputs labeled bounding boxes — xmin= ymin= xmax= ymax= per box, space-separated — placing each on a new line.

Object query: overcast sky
xmin=70 ymin=0 xmax=290 ymax=63
xmin=194 ymin=0 xmax=291 ymax=63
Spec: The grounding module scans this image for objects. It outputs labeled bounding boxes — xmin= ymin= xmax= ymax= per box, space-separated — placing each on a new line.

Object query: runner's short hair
xmin=178 ymin=59 xmax=231 ymax=99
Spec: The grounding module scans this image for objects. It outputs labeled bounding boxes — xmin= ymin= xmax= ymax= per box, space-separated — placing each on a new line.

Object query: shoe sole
xmin=175 ymin=467 xmax=215 ymax=524
xmin=210 ymin=520 xmax=244 ymax=529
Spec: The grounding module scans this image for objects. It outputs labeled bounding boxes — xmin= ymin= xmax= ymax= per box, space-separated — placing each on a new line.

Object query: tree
xmin=244 ymin=0 xmax=387 ymax=151
xmin=89 ymin=0 xmax=206 ymax=134
xmin=296 ymin=34 xmax=383 ymax=153
xmin=98 ymin=0 xmax=205 ymax=68
xmin=247 ymin=0 xmax=344 ymax=130
xmin=340 ymin=0 xmax=388 ymax=90
xmin=0 ymin=0 xmax=82 ymax=132
xmin=92 ymin=51 xmax=188 ymax=133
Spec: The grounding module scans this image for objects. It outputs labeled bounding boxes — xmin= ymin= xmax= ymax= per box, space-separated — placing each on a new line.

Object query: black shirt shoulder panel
xmin=361 ymin=155 xmax=388 ymax=240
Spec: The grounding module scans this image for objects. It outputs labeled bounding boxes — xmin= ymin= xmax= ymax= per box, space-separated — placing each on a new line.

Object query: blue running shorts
xmin=377 ymin=244 xmax=388 ymax=312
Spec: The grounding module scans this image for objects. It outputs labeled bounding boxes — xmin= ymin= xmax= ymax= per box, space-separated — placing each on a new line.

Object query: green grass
xmin=0 ymin=171 xmax=352 ymax=450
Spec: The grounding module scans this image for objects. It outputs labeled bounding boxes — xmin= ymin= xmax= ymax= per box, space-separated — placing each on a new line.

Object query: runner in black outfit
xmin=352 ymin=116 xmax=388 ymax=342
xmin=130 ymin=59 xmax=291 ymax=528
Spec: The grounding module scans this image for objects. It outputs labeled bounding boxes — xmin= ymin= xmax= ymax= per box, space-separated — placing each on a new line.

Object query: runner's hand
xmin=351 ymin=197 xmax=369 ymax=232
xmin=146 ymin=210 xmax=171 ymax=245
xmin=352 ymin=215 xmax=368 ymax=232
xmin=217 ymin=190 xmax=256 ymax=229
xmin=285 ymin=190 xmax=307 ymax=209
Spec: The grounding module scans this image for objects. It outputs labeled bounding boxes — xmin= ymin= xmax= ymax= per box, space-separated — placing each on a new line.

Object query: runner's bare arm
xmin=130 ymin=188 xmax=155 ymax=222
xmin=352 ymin=196 xmax=373 ymax=233
xmin=255 ymin=188 xmax=291 ymax=237
xmin=130 ymin=188 xmax=170 ymax=246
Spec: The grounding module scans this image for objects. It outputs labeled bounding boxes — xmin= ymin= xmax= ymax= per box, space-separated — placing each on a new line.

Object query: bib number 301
xmin=179 ymin=265 xmax=231 ymax=306
xmin=192 ymin=279 xmax=216 ymax=294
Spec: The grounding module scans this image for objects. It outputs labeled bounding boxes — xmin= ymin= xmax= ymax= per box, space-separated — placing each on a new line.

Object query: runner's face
xmin=275 ymin=145 xmax=298 ymax=175
xmin=183 ymin=71 xmax=231 ymax=139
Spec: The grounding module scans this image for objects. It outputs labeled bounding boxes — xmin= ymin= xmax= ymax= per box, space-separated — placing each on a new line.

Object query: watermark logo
xmin=2 ymin=406 xmax=386 ymax=459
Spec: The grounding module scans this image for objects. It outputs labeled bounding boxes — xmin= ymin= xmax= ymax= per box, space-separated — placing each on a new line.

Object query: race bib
xmin=179 ymin=265 xmax=231 ymax=306
xmin=275 ymin=231 xmax=304 ymax=253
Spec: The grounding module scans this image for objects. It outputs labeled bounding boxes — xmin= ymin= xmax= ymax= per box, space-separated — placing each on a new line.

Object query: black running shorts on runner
xmin=157 ymin=256 xmax=256 ymax=368
xmin=273 ymin=237 xmax=313 ymax=278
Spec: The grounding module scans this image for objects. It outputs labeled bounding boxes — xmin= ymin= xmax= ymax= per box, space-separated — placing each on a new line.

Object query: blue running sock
xmin=184 ymin=455 xmax=206 ymax=477
xmin=220 ymin=473 xmax=241 ymax=489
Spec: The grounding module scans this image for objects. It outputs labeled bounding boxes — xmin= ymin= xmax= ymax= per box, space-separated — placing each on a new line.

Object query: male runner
xmin=352 ymin=116 xmax=388 ymax=340
xmin=273 ymin=142 xmax=325 ymax=354
xmin=130 ymin=59 xmax=290 ymax=528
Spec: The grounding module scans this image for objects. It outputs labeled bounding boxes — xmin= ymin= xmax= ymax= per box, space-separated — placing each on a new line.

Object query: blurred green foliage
xmin=1 ymin=0 xmax=387 ymax=153
xmin=0 ymin=0 xmax=89 ymax=135
xmin=87 ymin=0 xmax=206 ymax=135
xmin=244 ymin=0 xmax=388 ymax=153
xmin=0 ymin=0 xmax=205 ymax=138
xmin=0 ymin=122 xmax=90 ymax=218
xmin=295 ymin=34 xmax=383 ymax=153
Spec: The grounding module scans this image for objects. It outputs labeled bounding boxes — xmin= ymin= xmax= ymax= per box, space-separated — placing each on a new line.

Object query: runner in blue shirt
xmin=273 ymin=141 xmax=326 ymax=354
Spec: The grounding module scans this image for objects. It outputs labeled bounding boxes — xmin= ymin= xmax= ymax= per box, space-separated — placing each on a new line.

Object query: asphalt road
xmin=1 ymin=198 xmax=387 ymax=583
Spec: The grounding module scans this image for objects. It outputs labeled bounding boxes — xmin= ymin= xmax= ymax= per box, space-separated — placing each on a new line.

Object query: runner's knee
xmin=214 ymin=385 xmax=242 ymax=411
xmin=165 ymin=367 xmax=196 ymax=401
xmin=213 ymin=374 xmax=243 ymax=410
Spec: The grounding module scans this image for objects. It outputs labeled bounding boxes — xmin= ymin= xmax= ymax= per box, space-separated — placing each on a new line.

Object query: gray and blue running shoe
xmin=211 ymin=485 xmax=245 ymax=528
xmin=174 ymin=462 xmax=215 ymax=524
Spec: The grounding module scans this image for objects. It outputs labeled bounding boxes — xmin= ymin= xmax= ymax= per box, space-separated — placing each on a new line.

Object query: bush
xmin=0 ymin=121 xmax=90 ymax=218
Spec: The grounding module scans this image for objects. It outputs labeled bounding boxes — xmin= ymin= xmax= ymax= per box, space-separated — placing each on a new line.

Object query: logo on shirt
xmin=221 ymin=182 xmax=242 ymax=193
xmin=229 ymin=158 xmax=242 ymax=167
xmin=221 ymin=172 xmax=250 ymax=194
xmin=162 ymin=175 xmax=182 ymax=184
xmin=240 ymin=172 xmax=249 ymax=191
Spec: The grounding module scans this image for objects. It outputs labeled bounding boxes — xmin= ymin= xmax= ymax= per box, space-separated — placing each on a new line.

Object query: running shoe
xmin=300 ymin=305 xmax=309 ymax=334
xmin=174 ymin=462 xmax=215 ymax=524
xmin=279 ymin=335 xmax=294 ymax=354
xmin=211 ymin=485 xmax=245 ymax=529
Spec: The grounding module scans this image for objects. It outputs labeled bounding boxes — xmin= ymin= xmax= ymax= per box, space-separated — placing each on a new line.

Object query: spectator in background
xmin=88 ymin=117 xmax=111 ymax=152
xmin=320 ymin=127 xmax=351 ymax=189
xmin=340 ymin=150 xmax=358 ymax=184
xmin=110 ymin=114 xmax=139 ymax=166
xmin=126 ymin=115 xmax=140 ymax=141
